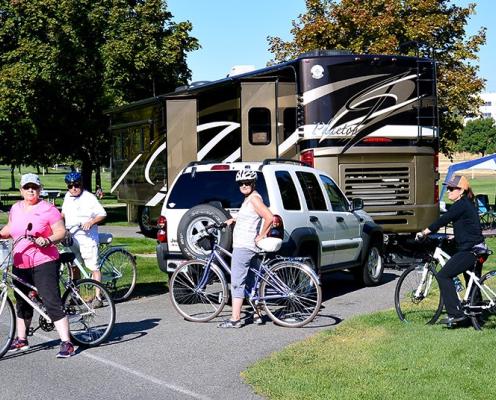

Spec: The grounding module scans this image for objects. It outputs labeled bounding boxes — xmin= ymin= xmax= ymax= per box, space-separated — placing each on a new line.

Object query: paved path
xmin=99 ymin=224 xmax=144 ymax=238
xmin=0 ymin=270 xmax=401 ymax=399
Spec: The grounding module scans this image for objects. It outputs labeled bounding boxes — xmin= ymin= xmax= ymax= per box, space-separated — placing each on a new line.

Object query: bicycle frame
xmin=0 ymin=271 xmax=52 ymax=322
xmin=61 ymin=226 xmax=124 ymax=281
xmin=198 ymin=243 xmax=313 ymax=303
xmin=424 ymin=244 xmax=496 ymax=309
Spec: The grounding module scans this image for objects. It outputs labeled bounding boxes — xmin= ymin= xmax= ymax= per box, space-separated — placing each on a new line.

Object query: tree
xmin=0 ymin=0 xmax=199 ymax=189
xmin=457 ymin=118 xmax=496 ymax=156
xmin=267 ymin=0 xmax=486 ymax=155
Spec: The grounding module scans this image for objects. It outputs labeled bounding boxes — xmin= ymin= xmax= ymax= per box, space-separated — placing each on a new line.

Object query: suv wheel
xmin=138 ymin=206 xmax=158 ymax=239
xmin=353 ymin=245 xmax=383 ymax=286
xmin=177 ymin=204 xmax=232 ymax=259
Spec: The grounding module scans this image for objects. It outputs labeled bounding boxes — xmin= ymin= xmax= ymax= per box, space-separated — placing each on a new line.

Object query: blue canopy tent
xmin=440 ymin=153 xmax=496 ymax=199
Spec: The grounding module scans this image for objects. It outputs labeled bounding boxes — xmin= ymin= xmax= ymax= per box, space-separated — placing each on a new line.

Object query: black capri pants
xmin=13 ymin=259 xmax=66 ymax=322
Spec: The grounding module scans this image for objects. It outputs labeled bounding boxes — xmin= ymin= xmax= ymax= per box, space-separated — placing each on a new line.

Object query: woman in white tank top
xmin=218 ymin=169 xmax=273 ymax=328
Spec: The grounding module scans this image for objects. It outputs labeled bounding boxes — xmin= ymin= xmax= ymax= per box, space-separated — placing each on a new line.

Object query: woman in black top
xmin=418 ymin=175 xmax=485 ymax=326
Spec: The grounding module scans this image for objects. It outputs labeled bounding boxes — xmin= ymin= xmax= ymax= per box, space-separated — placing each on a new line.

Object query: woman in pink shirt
xmin=0 ymin=173 xmax=73 ymax=358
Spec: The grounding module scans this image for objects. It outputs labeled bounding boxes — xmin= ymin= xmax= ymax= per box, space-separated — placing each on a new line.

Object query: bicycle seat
xmin=257 ymin=237 xmax=282 ymax=252
xmin=59 ymin=252 xmax=76 ymax=264
xmin=98 ymin=233 xmax=113 ymax=244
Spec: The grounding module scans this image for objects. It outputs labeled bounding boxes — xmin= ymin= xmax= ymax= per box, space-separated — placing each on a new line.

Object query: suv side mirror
xmin=351 ymin=198 xmax=364 ymax=211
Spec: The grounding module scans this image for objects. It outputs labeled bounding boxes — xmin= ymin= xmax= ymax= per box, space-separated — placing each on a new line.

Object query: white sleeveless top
xmin=232 ymin=192 xmax=262 ymax=251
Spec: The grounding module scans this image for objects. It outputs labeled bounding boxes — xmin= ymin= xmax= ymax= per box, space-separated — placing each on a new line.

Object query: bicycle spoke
xmin=170 ymin=261 xmax=228 ymax=322
xmin=260 ymin=262 xmax=322 ymax=328
xmin=394 ymin=263 xmax=443 ymax=324
xmin=470 ymin=271 xmax=496 ymax=330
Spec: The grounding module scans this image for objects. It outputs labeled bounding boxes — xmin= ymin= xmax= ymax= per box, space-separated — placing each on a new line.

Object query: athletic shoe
xmin=217 ymin=319 xmax=243 ymax=329
xmin=9 ymin=337 xmax=29 ymax=352
xmin=56 ymin=341 xmax=75 ymax=358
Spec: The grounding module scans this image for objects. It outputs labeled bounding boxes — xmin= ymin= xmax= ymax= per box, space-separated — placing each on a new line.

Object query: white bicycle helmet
xmin=235 ymin=169 xmax=257 ymax=182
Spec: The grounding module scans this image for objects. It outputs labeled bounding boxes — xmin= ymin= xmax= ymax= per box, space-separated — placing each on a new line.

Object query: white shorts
xmin=71 ymin=236 xmax=99 ymax=271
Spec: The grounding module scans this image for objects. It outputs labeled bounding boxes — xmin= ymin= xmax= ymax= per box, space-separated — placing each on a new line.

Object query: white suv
xmin=156 ymin=160 xmax=384 ymax=286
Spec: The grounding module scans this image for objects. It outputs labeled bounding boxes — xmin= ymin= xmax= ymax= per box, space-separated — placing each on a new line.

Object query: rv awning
xmin=440 ymin=153 xmax=496 ymax=199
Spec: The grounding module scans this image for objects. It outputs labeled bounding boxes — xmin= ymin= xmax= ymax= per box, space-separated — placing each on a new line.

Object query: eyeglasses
xmin=67 ymin=183 xmax=81 ymax=189
xmin=447 ymin=187 xmax=460 ymax=192
xmin=238 ymin=181 xmax=254 ymax=187
xmin=22 ymin=184 xmax=40 ymax=191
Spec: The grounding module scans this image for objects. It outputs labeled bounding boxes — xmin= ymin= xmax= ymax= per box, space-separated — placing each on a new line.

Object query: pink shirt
xmin=9 ymin=200 xmax=61 ymax=268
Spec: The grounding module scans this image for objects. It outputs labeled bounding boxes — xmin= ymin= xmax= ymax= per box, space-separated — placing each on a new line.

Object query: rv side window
xmin=319 ymin=175 xmax=349 ymax=212
xmin=248 ymin=108 xmax=271 ymax=145
xmin=275 ymin=171 xmax=301 ymax=210
xmin=295 ymin=172 xmax=327 ymax=211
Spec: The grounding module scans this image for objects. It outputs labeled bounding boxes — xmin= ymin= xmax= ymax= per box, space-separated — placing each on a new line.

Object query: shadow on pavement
xmin=320 ymin=270 xmax=399 ymax=302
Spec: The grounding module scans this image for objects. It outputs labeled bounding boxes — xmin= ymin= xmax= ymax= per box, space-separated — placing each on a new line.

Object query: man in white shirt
xmin=61 ymin=172 xmax=107 ymax=306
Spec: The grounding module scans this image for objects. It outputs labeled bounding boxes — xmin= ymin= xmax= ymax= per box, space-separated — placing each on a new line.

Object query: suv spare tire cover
xmin=177 ymin=204 xmax=232 ymax=259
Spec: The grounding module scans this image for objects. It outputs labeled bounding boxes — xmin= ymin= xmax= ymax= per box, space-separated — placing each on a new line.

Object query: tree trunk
xmin=95 ymin=163 xmax=102 ymax=188
xmin=10 ymin=164 xmax=15 ymax=190
xmin=81 ymin=154 xmax=93 ymax=192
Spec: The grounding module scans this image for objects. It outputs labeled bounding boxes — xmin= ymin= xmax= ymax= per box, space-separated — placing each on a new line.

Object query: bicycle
xmin=168 ymin=223 xmax=322 ymax=328
xmin=394 ymin=233 xmax=495 ymax=329
xmin=0 ymin=234 xmax=116 ymax=358
xmin=60 ymin=225 xmax=137 ymax=301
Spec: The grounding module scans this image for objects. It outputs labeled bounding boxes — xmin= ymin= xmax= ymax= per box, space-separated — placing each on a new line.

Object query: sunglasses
xmin=238 ymin=181 xmax=254 ymax=187
xmin=447 ymin=187 xmax=460 ymax=192
xmin=67 ymin=183 xmax=81 ymax=189
xmin=22 ymin=184 xmax=40 ymax=191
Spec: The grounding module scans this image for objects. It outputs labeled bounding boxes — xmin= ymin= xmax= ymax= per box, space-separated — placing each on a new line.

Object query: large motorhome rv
xmin=108 ymin=50 xmax=439 ymax=261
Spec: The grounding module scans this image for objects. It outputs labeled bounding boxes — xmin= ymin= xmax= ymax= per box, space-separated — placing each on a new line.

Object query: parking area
xmin=1 ymin=270 xmax=400 ymax=399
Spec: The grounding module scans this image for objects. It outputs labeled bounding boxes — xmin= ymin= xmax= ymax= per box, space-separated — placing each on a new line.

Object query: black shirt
xmin=429 ymin=195 xmax=484 ymax=251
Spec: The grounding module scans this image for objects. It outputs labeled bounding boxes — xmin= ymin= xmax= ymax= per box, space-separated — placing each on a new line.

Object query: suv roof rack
xmin=262 ymin=158 xmax=307 ymax=166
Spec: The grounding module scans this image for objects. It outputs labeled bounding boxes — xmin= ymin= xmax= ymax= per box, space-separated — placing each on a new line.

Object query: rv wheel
xmin=177 ymin=204 xmax=232 ymax=259
xmin=138 ymin=206 xmax=159 ymax=239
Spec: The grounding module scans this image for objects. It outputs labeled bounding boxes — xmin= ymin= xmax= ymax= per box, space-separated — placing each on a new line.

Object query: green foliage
xmin=0 ymin=0 xmax=199 ymax=185
xmin=457 ymin=118 xmax=496 ymax=156
xmin=267 ymin=0 xmax=486 ymax=155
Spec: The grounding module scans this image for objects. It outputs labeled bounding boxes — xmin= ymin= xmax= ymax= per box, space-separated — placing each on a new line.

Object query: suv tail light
xmin=300 ymin=150 xmax=314 ymax=167
xmin=267 ymin=215 xmax=284 ymax=239
xmin=156 ymin=215 xmax=167 ymax=243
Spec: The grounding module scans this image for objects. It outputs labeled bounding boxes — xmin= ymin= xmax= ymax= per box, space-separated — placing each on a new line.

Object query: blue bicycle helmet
xmin=64 ymin=171 xmax=82 ymax=184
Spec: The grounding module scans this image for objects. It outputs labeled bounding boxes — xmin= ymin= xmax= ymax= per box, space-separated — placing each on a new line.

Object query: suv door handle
xmin=309 ymin=216 xmax=319 ymax=223
xmin=336 ymin=216 xmax=344 ymax=223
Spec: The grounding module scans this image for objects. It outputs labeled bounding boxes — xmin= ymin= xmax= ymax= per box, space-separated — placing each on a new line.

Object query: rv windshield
xmin=167 ymin=171 xmax=269 ymax=209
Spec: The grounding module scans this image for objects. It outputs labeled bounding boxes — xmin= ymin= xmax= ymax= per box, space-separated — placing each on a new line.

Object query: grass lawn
xmin=106 ymin=237 xmax=167 ymax=299
xmin=243 ymin=237 xmax=496 ymax=400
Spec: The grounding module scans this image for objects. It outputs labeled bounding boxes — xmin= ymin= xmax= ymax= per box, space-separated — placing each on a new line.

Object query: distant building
xmin=479 ymin=92 xmax=496 ymax=120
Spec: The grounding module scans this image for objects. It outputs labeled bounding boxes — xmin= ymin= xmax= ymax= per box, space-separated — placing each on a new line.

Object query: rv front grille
xmin=341 ymin=164 xmax=413 ymax=208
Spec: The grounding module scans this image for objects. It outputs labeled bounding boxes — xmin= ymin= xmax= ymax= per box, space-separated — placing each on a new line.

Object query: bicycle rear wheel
xmin=62 ymin=279 xmax=115 ymax=346
xmin=394 ymin=263 xmax=443 ymax=324
xmin=259 ymin=261 xmax=322 ymax=328
xmin=469 ymin=271 xmax=496 ymax=330
xmin=0 ymin=293 xmax=16 ymax=358
xmin=169 ymin=260 xmax=228 ymax=322
xmin=99 ymin=248 xmax=137 ymax=302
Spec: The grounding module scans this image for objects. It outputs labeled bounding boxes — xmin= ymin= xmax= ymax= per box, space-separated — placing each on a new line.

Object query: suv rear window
xmin=167 ymin=171 xmax=269 ymax=209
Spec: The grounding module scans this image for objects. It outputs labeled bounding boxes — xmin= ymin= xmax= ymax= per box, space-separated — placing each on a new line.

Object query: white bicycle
xmin=394 ymin=233 xmax=494 ymax=329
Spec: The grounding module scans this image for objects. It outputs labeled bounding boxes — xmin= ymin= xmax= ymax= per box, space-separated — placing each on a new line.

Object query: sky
xmin=167 ymin=0 xmax=496 ymax=92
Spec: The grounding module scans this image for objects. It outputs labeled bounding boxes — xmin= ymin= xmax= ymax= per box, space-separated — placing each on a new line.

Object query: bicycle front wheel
xmin=470 ymin=271 xmax=496 ymax=330
xmin=62 ymin=279 xmax=115 ymax=346
xmin=394 ymin=263 xmax=443 ymax=324
xmin=0 ymin=293 xmax=16 ymax=358
xmin=169 ymin=260 xmax=228 ymax=322
xmin=260 ymin=261 xmax=322 ymax=328
xmin=99 ymin=248 xmax=137 ymax=302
